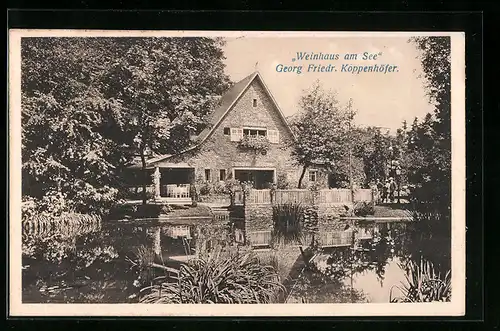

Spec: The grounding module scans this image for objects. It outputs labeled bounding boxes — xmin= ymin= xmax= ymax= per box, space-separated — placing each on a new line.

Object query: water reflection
xmin=288 ymin=220 xmax=450 ymax=303
xmin=22 ymin=221 xmax=221 ymax=303
xmin=22 ymin=218 xmax=450 ymax=303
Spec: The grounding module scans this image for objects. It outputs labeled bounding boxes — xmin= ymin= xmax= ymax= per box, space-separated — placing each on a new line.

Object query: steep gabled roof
xmin=133 ymin=71 xmax=295 ymax=168
xmin=196 ymin=72 xmax=257 ymax=142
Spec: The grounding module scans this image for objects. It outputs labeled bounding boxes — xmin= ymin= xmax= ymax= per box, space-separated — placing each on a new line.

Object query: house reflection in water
xmin=143 ymin=225 xmax=196 ymax=259
xmin=163 ymin=225 xmax=192 ymax=240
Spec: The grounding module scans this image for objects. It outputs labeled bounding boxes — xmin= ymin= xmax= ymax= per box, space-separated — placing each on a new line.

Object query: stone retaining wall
xmin=242 ymin=201 xmax=354 ymax=242
xmin=244 ymin=204 xmax=274 ymax=233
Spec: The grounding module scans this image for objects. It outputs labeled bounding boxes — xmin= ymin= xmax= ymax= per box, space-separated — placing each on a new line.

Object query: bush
xmin=238 ymin=135 xmax=270 ymax=152
xmin=198 ymin=181 xmax=228 ymax=197
xmin=223 ymin=178 xmax=242 ymax=196
xmin=199 ymin=182 xmax=212 ymax=196
xmin=353 ymin=201 xmax=375 ymax=217
xmin=276 ymin=173 xmax=291 ymax=189
xmin=69 ymin=183 xmax=119 ymax=215
xmin=22 ymin=190 xmax=68 ymax=219
xmin=139 ymin=247 xmax=284 ymax=303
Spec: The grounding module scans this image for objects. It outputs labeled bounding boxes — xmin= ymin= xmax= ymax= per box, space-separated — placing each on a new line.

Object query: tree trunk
xmin=298 ymin=165 xmax=308 ymax=189
xmin=140 ymin=150 xmax=148 ymax=205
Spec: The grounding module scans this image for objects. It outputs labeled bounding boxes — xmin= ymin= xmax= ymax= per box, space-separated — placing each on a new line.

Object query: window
xmin=205 ymin=169 xmax=211 ymax=181
xmin=219 ymin=169 xmax=226 ymax=181
xmin=267 ymin=130 xmax=279 ymax=144
xmin=223 ymin=127 xmax=230 ymax=135
xmin=309 ymin=170 xmax=317 ymax=182
xmin=252 ymin=98 xmax=257 ymax=107
xmin=243 ymin=128 xmax=267 ymax=137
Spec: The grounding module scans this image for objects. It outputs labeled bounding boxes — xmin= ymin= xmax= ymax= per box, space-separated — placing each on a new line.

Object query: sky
xmin=222 ymin=37 xmax=435 ymax=133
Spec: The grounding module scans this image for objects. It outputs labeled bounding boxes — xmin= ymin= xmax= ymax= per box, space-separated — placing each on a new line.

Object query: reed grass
xmin=272 ymin=203 xmax=304 ymax=246
xmin=389 ymin=258 xmax=451 ymax=303
xmin=139 ymin=246 xmax=284 ymax=304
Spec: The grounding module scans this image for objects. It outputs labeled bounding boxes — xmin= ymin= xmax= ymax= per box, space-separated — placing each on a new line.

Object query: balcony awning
xmin=127 ymin=162 xmax=193 ymax=170
xmin=156 ymin=163 xmax=193 ymax=169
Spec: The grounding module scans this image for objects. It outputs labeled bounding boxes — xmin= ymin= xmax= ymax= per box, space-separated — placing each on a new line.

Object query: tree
xmin=101 ymin=37 xmax=231 ymax=204
xmin=406 ymin=36 xmax=451 ymax=210
xmin=353 ymin=127 xmax=392 ymax=185
xmin=21 ymin=37 xmax=231 ymax=212
xmin=289 ymin=82 xmax=353 ymax=188
xmin=21 ymin=38 xmax=124 ymax=215
xmin=411 ymin=37 xmax=451 ymax=147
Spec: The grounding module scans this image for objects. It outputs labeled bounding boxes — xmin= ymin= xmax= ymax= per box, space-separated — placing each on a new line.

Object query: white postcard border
xmin=8 ymin=30 xmax=466 ymax=317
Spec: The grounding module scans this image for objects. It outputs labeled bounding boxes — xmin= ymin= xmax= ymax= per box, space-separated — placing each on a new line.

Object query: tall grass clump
xmin=139 ymin=247 xmax=284 ymax=303
xmin=272 ymin=203 xmax=304 ymax=246
xmin=389 ymin=258 xmax=451 ymax=303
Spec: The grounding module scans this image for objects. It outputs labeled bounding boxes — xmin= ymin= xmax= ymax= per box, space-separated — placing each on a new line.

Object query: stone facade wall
xmin=155 ymin=78 xmax=329 ymax=189
xmin=317 ymin=203 xmax=353 ymax=232
xmin=244 ymin=204 xmax=274 ymax=233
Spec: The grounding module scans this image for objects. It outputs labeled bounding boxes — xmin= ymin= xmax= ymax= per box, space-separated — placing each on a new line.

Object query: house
xmin=127 ymin=71 xmax=329 ymax=204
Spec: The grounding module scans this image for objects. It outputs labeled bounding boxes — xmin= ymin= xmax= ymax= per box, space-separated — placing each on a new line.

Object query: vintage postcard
xmin=9 ymin=30 xmax=465 ymax=316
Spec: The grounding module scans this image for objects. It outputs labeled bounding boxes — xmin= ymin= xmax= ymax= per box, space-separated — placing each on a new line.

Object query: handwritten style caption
xmin=276 ymin=51 xmax=399 ymax=75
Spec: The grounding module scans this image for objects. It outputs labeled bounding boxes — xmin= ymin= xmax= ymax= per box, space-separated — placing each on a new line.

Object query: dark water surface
xmin=22 ymin=218 xmax=450 ymax=303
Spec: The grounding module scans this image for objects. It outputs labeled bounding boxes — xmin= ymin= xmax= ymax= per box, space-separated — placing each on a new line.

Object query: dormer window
xmin=243 ymin=128 xmax=267 ymax=137
xmin=252 ymin=98 xmax=257 ymax=107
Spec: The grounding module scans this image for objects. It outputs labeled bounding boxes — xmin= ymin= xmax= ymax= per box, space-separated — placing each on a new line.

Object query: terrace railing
xmin=319 ymin=230 xmax=354 ymax=247
xmin=245 ymin=189 xmax=272 ymax=204
xmin=274 ymin=189 xmax=314 ymax=204
xmin=245 ymin=230 xmax=356 ymax=249
xmin=247 ymin=230 xmax=272 ymax=247
xmin=244 ymin=188 xmax=373 ymax=205
xmin=317 ymin=189 xmax=352 ymax=203
xmin=231 ymin=188 xmax=373 ymax=206
xmin=161 ymin=184 xmax=190 ymax=198
xmin=353 ymin=189 xmax=373 ymax=202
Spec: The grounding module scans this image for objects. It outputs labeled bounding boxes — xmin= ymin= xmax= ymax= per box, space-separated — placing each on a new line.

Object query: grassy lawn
xmin=109 ymin=203 xmax=213 ymax=221
xmin=372 ymin=205 xmax=413 ymax=218
xmin=164 ymin=204 xmax=213 ymax=218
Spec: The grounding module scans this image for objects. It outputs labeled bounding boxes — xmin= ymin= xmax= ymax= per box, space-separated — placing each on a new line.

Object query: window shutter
xmin=268 ymin=130 xmax=279 ymax=144
xmin=230 ymin=128 xmax=243 ymax=142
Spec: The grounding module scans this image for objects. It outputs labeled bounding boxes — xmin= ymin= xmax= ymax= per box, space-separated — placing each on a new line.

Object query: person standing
xmin=383 ymin=179 xmax=390 ymax=203
xmin=389 ymin=177 xmax=396 ymax=203
xmin=375 ymin=179 xmax=383 ymax=204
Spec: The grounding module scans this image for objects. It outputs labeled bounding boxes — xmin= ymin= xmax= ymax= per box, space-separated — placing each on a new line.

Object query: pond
xmin=286 ymin=221 xmax=451 ymax=303
xmin=21 ymin=218 xmax=451 ymax=304
xmin=22 ymin=218 xmax=231 ymax=303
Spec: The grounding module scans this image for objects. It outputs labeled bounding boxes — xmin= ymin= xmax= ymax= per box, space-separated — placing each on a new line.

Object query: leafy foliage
xmin=289 ymin=82 xmax=353 ymax=188
xmin=139 ymin=247 xmax=284 ymax=303
xmin=238 ymin=135 xmax=271 ymax=152
xmin=404 ymin=37 xmax=451 ymax=212
xmin=353 ymin=201 xmax=375 ymax=217
xmin=21 ymin=37 xmax=230 ymax=211
xmin=223 ymin=178 xmax=243 ymax=196
xmin=276 ymin=173 xmax=292 ymax=189
xmin=390 ymin=259 xmax=451 ymax=303
xmin=22 ymin=38 xmax=122 ymax=215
